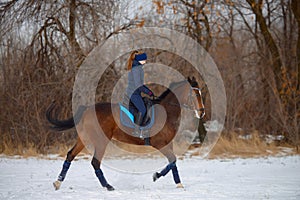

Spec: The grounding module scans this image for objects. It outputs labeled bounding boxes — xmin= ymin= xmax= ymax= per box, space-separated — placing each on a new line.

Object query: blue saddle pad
xmin=119 ymin=103 xmax=155 ymax=129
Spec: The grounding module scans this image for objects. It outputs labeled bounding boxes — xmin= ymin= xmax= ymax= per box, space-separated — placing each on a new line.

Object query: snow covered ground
xmin=0 ymin=155 xmax=300 ymax=200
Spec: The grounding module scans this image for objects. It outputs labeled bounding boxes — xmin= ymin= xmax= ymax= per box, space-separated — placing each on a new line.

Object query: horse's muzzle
xmin=195 ymin=108 xmax=205 ymax=119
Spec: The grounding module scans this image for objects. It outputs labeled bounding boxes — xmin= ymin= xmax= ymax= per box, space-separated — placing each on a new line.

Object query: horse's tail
xmin=46 ymin=102 xmax=87 ymax=131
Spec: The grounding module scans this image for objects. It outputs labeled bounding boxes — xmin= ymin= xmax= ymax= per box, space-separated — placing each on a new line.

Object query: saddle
xmin=119 ymin=95 xmax=155 ymax=134
xmin=121 ymin=95 xmax=152 ymax=125
xmin=119 ymin=95 xmax=155 ymax=146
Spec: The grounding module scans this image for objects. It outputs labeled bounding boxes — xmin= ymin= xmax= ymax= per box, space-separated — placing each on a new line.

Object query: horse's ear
xmin=192 ymin=76 xmax=196 ymax=81
xmin=187 ymin=77 xmax=191 ymax=82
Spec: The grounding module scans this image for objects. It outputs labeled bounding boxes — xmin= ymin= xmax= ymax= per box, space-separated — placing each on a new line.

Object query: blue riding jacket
xmin=126 ymin=59 xmax=152 ymax=117
xmin=126 ymin=60 xmax=152 ymax=97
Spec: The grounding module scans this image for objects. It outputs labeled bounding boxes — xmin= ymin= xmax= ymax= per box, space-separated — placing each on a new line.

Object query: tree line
xmin=0 ymin=0 xmax=299 ymax=153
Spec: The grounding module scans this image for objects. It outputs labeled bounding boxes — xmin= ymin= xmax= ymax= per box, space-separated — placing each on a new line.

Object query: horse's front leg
xmin=53 ymin=138 xmax=84 ymax=190
xmin=153 ymin=146 xmax=184 ymax=188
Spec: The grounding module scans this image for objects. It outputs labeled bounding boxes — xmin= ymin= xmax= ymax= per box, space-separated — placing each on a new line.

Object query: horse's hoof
xmin=176 ymin=183 xmax=184 ymax=188
xmin=153 ymin=172 xmax=160 ymax=182
xmin=106 ymin=184 xmax=115 ymax=191
xmin=53 ymin=180 xmax=62 ymax=190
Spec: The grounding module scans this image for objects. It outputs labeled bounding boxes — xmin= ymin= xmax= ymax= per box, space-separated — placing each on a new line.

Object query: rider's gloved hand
xmin=148 ymin=91 xmax=154 ymax=97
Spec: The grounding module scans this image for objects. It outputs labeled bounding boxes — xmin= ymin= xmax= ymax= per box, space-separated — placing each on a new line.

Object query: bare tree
xmin=0 ymin=0 xmax=119 ymax=153
xmin=244 ymin=0 xmax=282 ymax=93
xmin=291 ymin=0 xmax=300 ymax=90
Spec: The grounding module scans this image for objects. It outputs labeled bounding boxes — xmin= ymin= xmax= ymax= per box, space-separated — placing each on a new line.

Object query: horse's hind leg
xmin=153 ymin=144 xmax=183 ymax=188
xmin=91 ymin=154 xmax=114 ymax=191
xmin=90 ymin=134 xmax=114 ymax=191
xmin=53 ymin=138 xmax=84 ymax=190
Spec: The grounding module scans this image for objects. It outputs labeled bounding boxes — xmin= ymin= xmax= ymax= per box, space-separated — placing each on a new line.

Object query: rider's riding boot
xmin=133 ymin=112 xmax=143 ymax=137
xmin=140 ymin=116 xmax=151 ymax=145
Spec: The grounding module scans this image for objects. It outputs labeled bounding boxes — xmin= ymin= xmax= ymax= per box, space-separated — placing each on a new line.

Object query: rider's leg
xmin=130 ymin=95 xmax=146 ymax=137
xmin=130 ymin=94 xmax=146 ymax=120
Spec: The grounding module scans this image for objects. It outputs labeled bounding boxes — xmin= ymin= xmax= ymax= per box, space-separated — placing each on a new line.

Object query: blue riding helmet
xmin=135 ymin=53 xmax=147 ymax=61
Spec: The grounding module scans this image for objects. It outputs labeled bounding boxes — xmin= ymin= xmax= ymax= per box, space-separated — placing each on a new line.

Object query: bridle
xmin=186 ymin=87 xmax=204 ymax=110
xmin=168 ymin=86 xmax=205 ymax=119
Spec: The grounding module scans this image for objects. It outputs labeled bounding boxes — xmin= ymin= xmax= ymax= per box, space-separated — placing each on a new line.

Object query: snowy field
xmin=0 ymin=155 xmax=300 ymax=200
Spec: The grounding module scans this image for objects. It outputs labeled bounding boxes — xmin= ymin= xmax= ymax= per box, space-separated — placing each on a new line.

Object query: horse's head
xmin=187 ymin=76 xmax=205 ymax=119
xmin=157 ymin=76 xmax=205 ymax=119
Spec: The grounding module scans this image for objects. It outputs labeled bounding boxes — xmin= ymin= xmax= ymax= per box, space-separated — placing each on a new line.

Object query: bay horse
xmin=47 ymin=76 xmax=205 ymax=191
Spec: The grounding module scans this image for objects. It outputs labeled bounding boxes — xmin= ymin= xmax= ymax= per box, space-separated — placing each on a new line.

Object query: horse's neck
xmin=159 ymin=89 xmax=181 ymax=124
xmin=160 ymin=86 xmax=186 ymax=106
xmin=161 ymin=92 xmax=177 ymax=104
